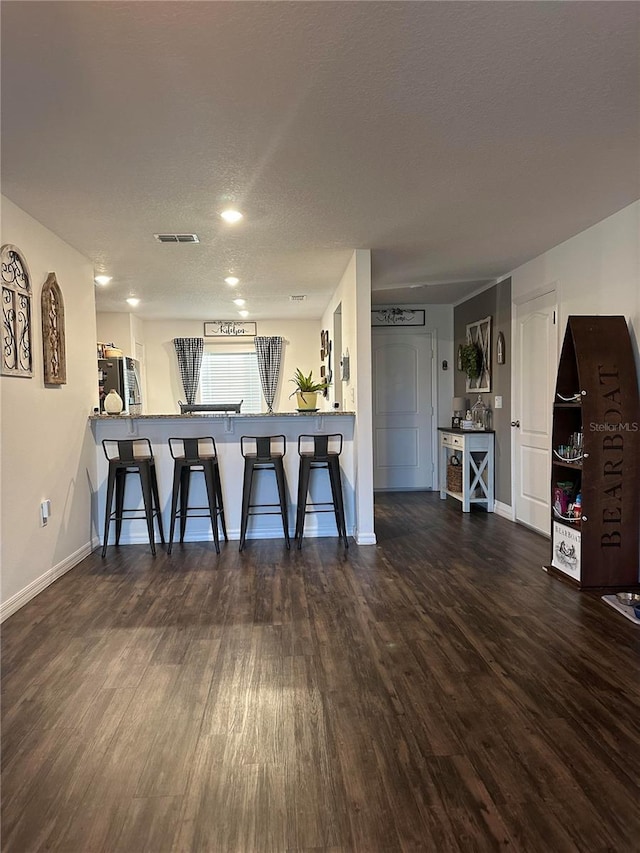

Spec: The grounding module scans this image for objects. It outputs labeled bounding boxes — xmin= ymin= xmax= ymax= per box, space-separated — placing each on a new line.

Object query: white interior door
xmin=513 ymin=290 xmax=557 ymax=534
xmin=372 ymin=332 xmax=434 ymax=490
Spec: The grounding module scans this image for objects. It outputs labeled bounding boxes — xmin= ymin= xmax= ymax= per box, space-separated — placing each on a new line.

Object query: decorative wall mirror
xmin=42 ymin=272 xmax=67 ymax=384
xmin=1 ymin=243 xmax=33 ymax=377
xmin=465 ymin=315 xmax=492 ymax=392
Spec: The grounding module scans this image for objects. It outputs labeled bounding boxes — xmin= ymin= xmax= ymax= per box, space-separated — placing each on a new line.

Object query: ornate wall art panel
xmin=466 ymin=315 xmax=492 ymax=392
xmin=1 ymin=243 xmax=33 ymax=377
xmin=42 ymin=272 xmax=67 ymax=384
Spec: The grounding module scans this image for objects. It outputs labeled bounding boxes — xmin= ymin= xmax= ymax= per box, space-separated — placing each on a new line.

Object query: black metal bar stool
xmin=101 ymin=438 xmax=165 ymax=557
xmin=167 ymin=436 xmax=228 ymax=555
xmin=295 ymin=433 xmax=348 ymax=549
xmin=239 ymin=435 xmax=290 ymax=551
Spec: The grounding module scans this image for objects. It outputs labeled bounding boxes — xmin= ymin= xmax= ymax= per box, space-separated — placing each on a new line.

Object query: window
xmin=199 ymin=350 xmax=262 ymax=413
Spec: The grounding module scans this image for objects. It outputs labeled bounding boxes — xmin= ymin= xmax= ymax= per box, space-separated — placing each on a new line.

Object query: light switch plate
xmin=495 ymin=395 xmax=503 ymax=409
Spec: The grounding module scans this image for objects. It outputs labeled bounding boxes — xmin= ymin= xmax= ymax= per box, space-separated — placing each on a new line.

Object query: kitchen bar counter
xmin=91 ymin=411 xmax=356 ymax=548
xmin=90 ymin=410 xmax=354 ymax=420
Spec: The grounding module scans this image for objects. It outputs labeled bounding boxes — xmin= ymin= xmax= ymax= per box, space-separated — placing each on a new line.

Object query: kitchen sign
xmin=204 ymin=321 xmax=257 ymax=337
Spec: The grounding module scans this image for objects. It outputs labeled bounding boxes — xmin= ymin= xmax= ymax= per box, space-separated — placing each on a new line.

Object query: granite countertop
xmin=90 ymin=411 xmax=355 ymax=420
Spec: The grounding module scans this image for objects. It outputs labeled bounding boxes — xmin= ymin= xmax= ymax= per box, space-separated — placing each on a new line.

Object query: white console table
xmin=439 ymin=428 xmax=494 ymax=512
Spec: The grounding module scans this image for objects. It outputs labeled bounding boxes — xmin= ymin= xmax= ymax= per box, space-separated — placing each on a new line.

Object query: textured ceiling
xmin=2 ymin=1 xmax=639 ymax=320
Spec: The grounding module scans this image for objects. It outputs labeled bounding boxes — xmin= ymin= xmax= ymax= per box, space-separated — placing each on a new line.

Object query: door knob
xmin=511 ymin=420 xmax=520 ymax=428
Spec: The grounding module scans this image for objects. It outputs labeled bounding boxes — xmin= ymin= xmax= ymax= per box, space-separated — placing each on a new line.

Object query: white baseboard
xmin=493 ymin=499 xmax=514 ymax=521
xmin=355 ymin=531 xmax=377 ymax=545
xmin=1 ymin=540 xmax=94 ymax=623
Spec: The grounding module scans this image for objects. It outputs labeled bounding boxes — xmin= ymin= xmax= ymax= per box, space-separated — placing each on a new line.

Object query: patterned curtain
xmin=173 ymin=337 xmax=204 ymax=405
xmin=254 ymin=336 xmax=283 ymax=413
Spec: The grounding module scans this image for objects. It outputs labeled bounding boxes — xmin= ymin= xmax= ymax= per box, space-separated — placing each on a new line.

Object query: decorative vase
xmin=104 ymin=389 xmax=124 ymax=415
xmin=296 ymin=391 xmax=318 ymax=411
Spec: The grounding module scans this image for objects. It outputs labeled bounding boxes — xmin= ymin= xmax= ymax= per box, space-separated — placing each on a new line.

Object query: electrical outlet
xmin=494 ymin=395 xmax=503 ymax=409
xmin=40 ymin=500 xmax=51 ymax=526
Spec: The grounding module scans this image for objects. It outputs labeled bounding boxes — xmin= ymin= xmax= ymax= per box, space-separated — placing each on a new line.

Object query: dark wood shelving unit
xmin=547 ymin=315 xmax=640 ymax=590
xmin=552 ymin=459 xmax=583 ymax=471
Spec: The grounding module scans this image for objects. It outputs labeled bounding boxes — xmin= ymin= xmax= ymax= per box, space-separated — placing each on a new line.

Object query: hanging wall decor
xmin=371 ymin=308 xmax=425 ymax=327
xmin=465 ymin=315 xmax=492 ymax=392
xmin=1 ymin=243 xmax=33 ymax=377
xmin=41 ymin=272 xmax=67 ymax=384
xmin=496 ymin=331 xmax=506 ymax=365
xmin=204 ymin=320 xmax=256 ymax=337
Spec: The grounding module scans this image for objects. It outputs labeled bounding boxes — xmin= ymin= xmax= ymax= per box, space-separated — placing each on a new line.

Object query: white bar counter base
xmin=438 ymin=427 xmax=495 ymax=512
xmin=91 ymin=412 xmax=356 ymax=548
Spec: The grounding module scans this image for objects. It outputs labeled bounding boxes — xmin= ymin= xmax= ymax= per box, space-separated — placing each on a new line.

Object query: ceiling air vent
xmin=289 ymin=294 xmax=307 ymax=302
xmin=154 ymin=233 xmax=200 ymax=243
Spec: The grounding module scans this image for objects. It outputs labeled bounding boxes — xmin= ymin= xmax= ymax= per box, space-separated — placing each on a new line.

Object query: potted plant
xmin=459 ymin=342 xmax=482 ymax=380
xmin=289 ymin=368 xmax=330 ymax=410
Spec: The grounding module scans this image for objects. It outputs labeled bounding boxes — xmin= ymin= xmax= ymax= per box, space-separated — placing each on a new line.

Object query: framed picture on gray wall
xmin=466 ymin=316 xmax=491 ymax=392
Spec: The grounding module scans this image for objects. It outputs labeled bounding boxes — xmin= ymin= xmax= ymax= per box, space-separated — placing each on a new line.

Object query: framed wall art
xmin=1 ymin=243 xmax=33 ymax=377
xmin=42 ymin=272 xmax=66 ymax=384
xmin=465 ymin=315 xmax=491 ymax=392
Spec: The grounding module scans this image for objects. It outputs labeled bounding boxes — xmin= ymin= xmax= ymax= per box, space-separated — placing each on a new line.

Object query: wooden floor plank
xmin=3 ymin=491 xmax=640 ymax=852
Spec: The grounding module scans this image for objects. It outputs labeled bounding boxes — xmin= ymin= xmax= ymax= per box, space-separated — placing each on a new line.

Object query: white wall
xmin=106 ymin=316 xmax=328 ymax=414
xmin=511 ymin=201 xmax=640 ymax=363
xmin=510 ymin=200 xmax=640 ymax=548
xmin=1 ymin=196 xmax=98 ymax=619
xmin=322 ymin=250 xmax=376 ymax=544
xmin=96 ymin=311 xmax=136 ymax=357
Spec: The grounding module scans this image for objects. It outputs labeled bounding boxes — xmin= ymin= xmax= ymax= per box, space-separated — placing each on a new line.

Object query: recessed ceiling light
xmin=233 ymin=298 xmax=246 ymax=307
xmin=224 ymin=276 xmax=240 ymax=286
xmin=126 ymin=297 xmax=140 ymax=307
xmin=238 ymin=310 xmax=249 ymax=318
xmin=220 ymin=209 xmax=243 ymax=224
xmin=94 ymin=275 xmax=112 ymax=286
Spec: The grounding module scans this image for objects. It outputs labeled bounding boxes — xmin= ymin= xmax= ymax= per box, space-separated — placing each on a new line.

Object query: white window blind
xmin=199 ymin=350 xmax=262 ymax=413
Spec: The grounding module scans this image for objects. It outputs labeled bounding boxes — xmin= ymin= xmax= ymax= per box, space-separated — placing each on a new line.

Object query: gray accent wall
xmin=454 ymin=279 xmax=512 ymax=506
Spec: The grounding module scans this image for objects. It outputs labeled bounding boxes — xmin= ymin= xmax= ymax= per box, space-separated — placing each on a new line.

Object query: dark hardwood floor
xmin=2 ymin=492 xmax=640 ymax=852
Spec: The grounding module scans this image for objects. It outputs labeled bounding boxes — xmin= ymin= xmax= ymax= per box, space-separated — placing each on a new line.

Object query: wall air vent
xmin=153 ymin=233 xmax=200 ymax=243
xmin=289 ymin=294 xmax=307 ymax=302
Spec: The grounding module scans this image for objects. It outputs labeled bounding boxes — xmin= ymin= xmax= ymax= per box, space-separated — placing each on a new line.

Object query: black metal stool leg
xmin=150 ymin=464 xmax=165 ymax=543
xmin=179 ymin=467 xmax=190 ymax=543
xmin=138 ymin=462 xmax=157 ymax=556
xmin=102 ymin=464 xmax=116 ymax=558
xmin=239 ymin=460 xmax=254 ymax=551
xmin=167 ymin=460 xmax=182 ymax=555
xmin=328 ymin=458 xmax=348 ymax=547
xmin=214 ymin=464 xmax=228 ymax=541
xmin=296 ymin=458 xmax=312 ymax=549
xmin=274 ymin=460 xmax=291 ymax=549
xmin=114 ymin=467 xmax=126 ymax=546
xmin=203 ymin=460 xmax=221 ymax=555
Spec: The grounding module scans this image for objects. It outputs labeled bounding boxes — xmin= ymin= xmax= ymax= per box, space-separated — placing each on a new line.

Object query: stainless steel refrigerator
xmin=98 ymin=356 xmax=142 ymax=414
